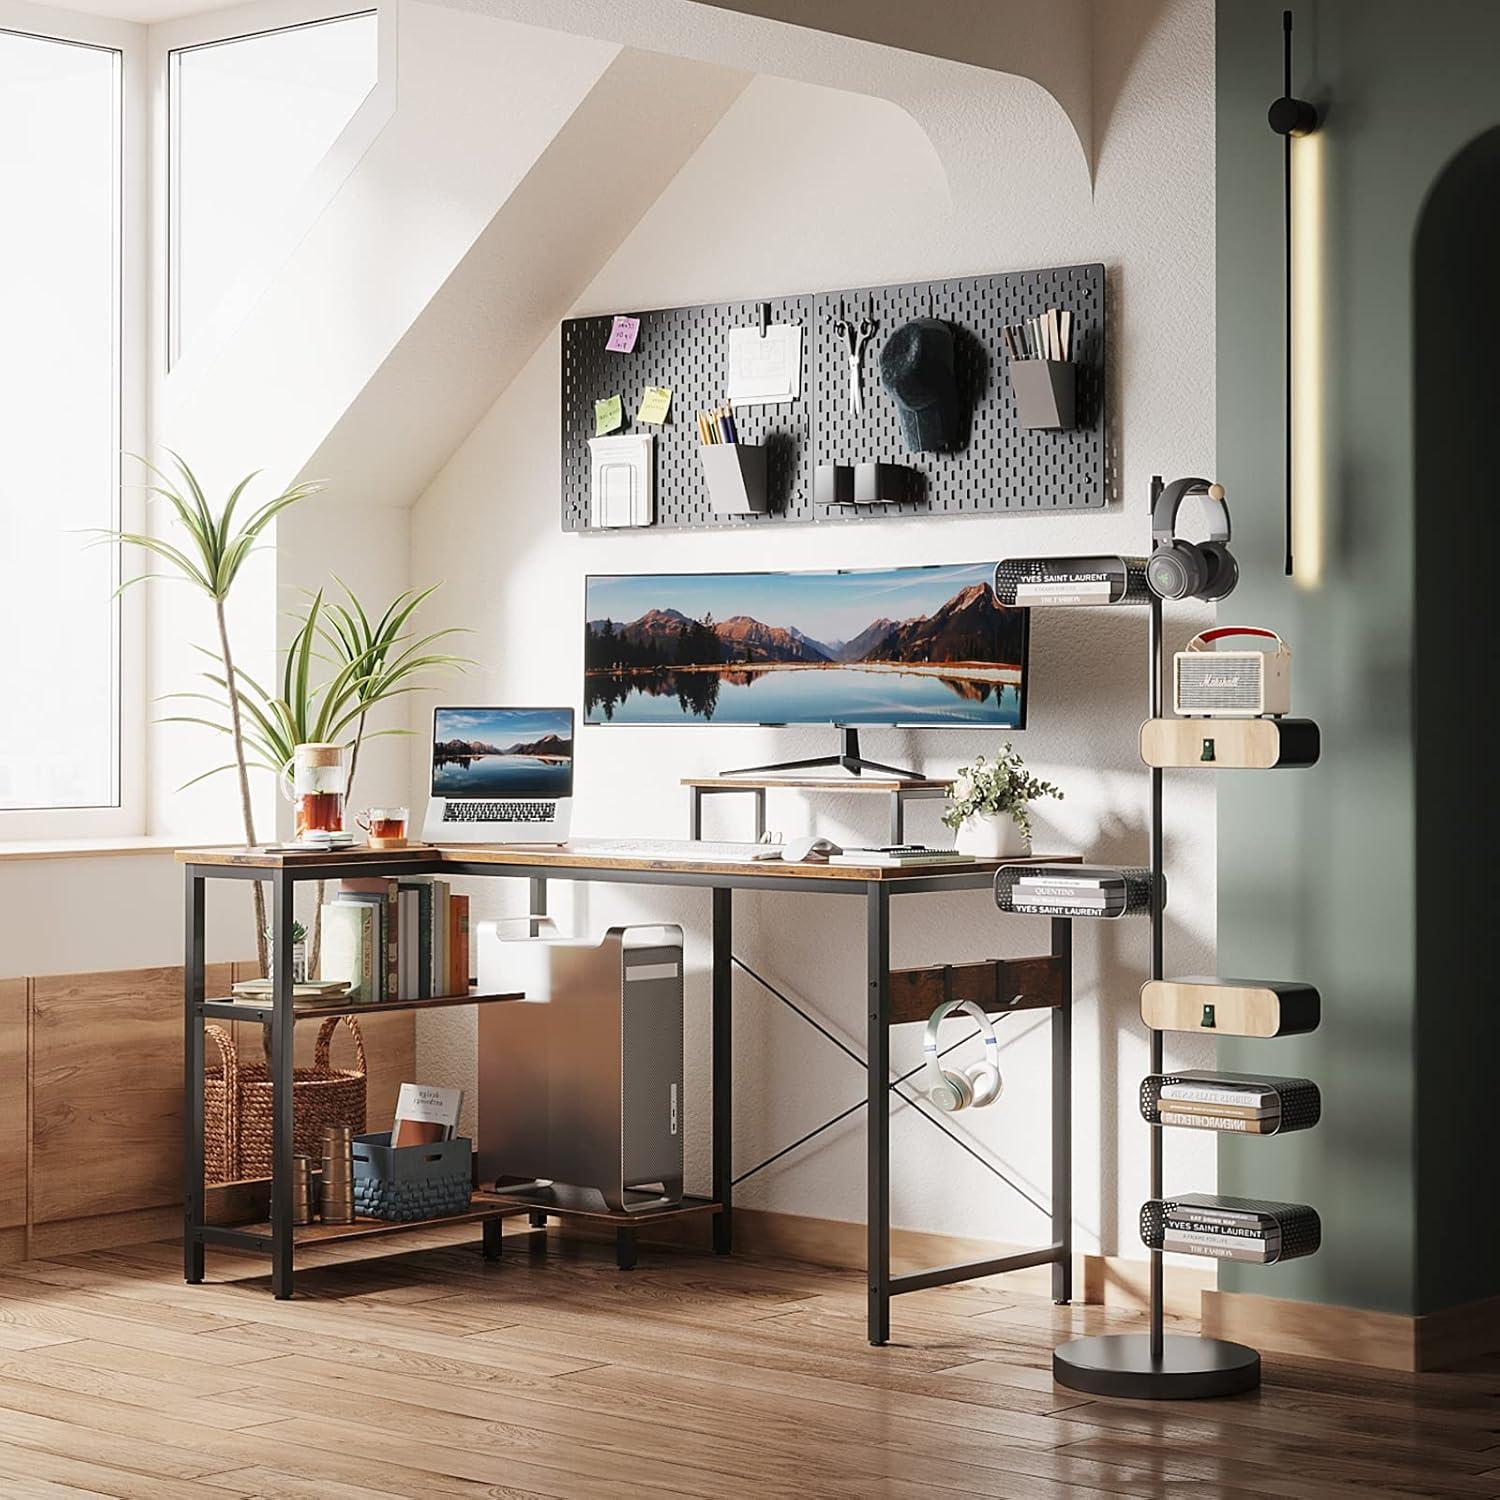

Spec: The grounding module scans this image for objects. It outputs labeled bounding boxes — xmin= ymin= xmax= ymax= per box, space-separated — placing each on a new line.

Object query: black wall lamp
xmin=1269 ymin=10 xmax=1321 ymax=579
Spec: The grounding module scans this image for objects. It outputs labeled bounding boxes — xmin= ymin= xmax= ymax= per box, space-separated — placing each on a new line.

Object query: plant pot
xmin=953 ymin=813 xmax=1029 ymax=859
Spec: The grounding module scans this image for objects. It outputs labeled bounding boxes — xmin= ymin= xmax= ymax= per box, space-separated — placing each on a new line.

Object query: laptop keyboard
xmin=443 ymin=801 xmax=557 ymax=823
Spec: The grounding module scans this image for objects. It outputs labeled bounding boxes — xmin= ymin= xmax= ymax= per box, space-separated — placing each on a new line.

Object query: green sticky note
xmin=636 ymin=385 xmax=672 ymax=425
xmin=594 ymin=394 xmax=623 ymax=435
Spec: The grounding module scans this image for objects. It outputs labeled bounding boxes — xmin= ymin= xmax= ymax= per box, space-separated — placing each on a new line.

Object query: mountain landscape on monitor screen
xmin=583 ymin=576 xmax=1026 ymax=724
xmin=586 ymin=583 xmax=1023 ymax=673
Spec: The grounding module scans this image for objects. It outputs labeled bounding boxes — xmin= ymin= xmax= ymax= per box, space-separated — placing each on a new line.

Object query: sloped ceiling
xmin=304 ymin=47 xmax=747 ymax=510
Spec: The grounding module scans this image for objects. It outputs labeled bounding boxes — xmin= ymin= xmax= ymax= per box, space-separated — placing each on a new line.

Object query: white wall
xmin=409 ymin=0 xmax=1217 ymax=1259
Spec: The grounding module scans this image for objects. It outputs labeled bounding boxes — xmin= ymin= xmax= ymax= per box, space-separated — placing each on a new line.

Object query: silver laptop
xmin=423 ymin=706 xmax=573 ymax=844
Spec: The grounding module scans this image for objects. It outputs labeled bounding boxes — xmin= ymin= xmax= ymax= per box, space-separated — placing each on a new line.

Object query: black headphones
xmin=1147 ymin=476 xmax=1239 ymax=602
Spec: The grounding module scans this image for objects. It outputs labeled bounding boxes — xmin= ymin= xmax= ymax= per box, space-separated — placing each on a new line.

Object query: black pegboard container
xmin=1142 ymin=1194 xmax=1322 ymax=1264
xmin=1140 ymin=1071 xmax=1322 ymax=1135
xmin=560 ymin=263 xmax=1105 ymax=531
xmin=994 ymin=864 xmax=1153 ymax=919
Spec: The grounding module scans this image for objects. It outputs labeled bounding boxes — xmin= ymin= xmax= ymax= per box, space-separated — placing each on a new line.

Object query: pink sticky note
xmin=606 ymin=315 xmax=640 ymax=354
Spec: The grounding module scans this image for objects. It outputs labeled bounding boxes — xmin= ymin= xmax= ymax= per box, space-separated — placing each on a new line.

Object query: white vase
xmin=954 ymin=812 xmax=1029 ymax=859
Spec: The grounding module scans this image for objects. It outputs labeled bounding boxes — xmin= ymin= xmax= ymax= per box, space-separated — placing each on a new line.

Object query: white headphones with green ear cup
xmin=923 ymin=999 xmax=1004 ymax=1112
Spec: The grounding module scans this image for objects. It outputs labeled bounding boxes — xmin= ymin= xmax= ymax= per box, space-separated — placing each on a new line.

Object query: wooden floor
xmin=0 ymin=1225 xmax=1497 ymax=1499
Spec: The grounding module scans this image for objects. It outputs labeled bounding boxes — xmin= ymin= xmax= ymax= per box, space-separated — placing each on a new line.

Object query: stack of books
xmin=321 ymin=876 xmax=470 ymax=1003
xmin=1157 ymin=1077 xmax=1281 ymax=1134
xmin=1008 ymin=867 xmax=1130 ymax=918
xmin=1162 ymin=1194 xmax=1281 ymax=1264
xmin=230 ymin=977 xmax=352 ymax=1003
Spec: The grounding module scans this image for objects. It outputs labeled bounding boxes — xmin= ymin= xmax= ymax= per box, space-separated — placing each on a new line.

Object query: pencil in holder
xmin=699 ymin=442 xmax=768 ymax=515
xmin=1008 ymin=358 xmax=1076 ymax=431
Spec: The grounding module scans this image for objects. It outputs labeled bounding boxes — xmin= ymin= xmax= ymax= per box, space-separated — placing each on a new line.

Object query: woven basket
xmin=203 ymin=1015 xmax=367 ymax=1184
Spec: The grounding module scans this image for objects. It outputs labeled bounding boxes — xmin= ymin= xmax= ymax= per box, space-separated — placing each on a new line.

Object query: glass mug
xmin=284 ymin=743 xmax=346 ymax=839
xmin=357 ymin=806 xmax=409 ymax=848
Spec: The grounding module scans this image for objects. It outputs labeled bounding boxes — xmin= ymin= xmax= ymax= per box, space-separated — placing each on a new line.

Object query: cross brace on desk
xmin=180 ymin=847 xmax=1071 ymax=1343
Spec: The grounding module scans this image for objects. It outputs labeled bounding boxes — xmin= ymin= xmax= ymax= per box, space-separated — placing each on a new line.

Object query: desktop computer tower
xmin=476 ymin=920 xmax=684 ymax=1213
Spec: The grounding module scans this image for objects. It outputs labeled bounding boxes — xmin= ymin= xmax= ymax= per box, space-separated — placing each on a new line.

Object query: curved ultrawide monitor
xmin=583 ymin=563 xmax=1027 ymax=728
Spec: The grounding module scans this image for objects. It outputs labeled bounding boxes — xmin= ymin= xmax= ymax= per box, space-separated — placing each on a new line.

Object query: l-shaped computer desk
xmin=180 ymin=842 xmax=1075 ymax=1345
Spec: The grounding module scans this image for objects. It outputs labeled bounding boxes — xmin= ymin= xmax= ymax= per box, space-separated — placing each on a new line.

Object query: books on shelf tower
xmin=1008 ymin=869 xmax=1130 ymax=917
xmin=1162 ymin=1194 xmax=1282 ymax=1264
xmin=1157 ymin=1078 xmax=1281 ymax=1133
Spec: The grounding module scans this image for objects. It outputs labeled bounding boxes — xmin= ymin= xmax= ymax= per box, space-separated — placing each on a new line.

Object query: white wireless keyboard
xmin=571 ymin=838 xmax=783 ymax=864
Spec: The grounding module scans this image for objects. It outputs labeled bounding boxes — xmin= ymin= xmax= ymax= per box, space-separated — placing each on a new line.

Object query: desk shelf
xmin=225 ymin=1191 xmax=527 ymax=1248
xmin=199 ymin=988 xmax=525 ymax=1024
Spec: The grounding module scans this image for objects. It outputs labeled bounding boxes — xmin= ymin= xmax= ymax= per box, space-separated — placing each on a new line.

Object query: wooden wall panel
xmin=0 ymin=979 xmax=27 ymax=1230
xmin=29 ymin=963 xmax=232 ymax=1224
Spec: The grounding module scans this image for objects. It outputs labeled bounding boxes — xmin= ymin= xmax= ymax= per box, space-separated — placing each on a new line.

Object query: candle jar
xmin=290 ymin=743 xmax=346 ymax=839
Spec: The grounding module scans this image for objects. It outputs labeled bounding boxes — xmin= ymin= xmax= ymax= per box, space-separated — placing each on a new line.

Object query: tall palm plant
xmin=166 ymin=582 xmax=470 ymax=971
xmin=103 ymin=454 xmax=323 ymax=974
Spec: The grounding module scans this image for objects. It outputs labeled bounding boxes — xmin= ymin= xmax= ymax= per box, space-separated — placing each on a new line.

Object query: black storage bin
xmin=351 ymin=1131 xmax=473 ymax=1221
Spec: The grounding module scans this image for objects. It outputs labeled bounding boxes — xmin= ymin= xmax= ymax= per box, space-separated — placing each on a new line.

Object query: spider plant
xmin=99 ymin=453 xmax=323 ymax=974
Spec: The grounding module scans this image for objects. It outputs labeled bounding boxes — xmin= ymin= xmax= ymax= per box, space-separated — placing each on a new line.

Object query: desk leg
xmin=529 ymin=877 xmax=548 ymax=920
xmin=712 ymin=886 xmax=733 ymax=1254
xmin=616 ymin=1226 xmax=638 ymax=1271
xmin=270 ymin=873 xmax=295 ymax=1300
xmin=183 ymin=872 xmax=206 ymax=1285
xmin=866 ymin=884 xmax=891 ymax=1346
xmin=889 ymin=794 xmax=904 ymax=846
xmin=690 ymin=788 xmax=704 ymax=840
xmin=1051 ymin=917 xmax=1073 ymax=1305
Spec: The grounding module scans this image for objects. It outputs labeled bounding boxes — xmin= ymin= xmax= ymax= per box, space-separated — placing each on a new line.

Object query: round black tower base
xmin=1053 ymin=1332 xmax=1261 ymax=1400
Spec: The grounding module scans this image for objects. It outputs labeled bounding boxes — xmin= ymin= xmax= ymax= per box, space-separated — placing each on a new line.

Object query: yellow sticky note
xmin=594 ymin=394 xmax=623 ymax=435
xmin=636 ymin=386 xmax=672 ymax=425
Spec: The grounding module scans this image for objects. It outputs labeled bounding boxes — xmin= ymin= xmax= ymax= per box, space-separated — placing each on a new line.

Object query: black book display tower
xmin=999 ymin=479 xmax=1323 ymax=1400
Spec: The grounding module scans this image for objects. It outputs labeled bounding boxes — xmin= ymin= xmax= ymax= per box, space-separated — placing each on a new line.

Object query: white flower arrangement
xmin=942 ymin=744 xmax=1063 ymax=840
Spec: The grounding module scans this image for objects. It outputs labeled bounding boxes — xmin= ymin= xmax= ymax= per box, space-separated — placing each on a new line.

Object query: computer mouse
xmin=781 ymin=835 xmax=843 ymax=863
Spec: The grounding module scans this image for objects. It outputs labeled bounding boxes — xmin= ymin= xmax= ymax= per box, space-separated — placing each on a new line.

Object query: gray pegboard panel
xmin=561 ymin=296 xmax=814 ymax=531
xmin=560 ymin=263 xmax=1105 ymax=531
xmin=812 ymin=264 xmax=1105 ymax=520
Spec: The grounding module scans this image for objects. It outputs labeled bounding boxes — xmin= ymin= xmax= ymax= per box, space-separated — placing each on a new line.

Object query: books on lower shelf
xmin=1162 ymin=1194 xmax=1283 ymax=1265
xmin=320 ymin=877 xmax=470 ymax=1002
xmin=229 ymin=977 xmax=353 ymax=1001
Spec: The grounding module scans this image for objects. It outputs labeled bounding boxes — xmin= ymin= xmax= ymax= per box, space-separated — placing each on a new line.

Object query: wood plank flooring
xmin=0 ymin=1225 xmax=1496 ymax=1498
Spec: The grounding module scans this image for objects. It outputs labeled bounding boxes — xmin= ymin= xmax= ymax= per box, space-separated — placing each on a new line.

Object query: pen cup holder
xmin=1008 ymin=359 xmax=1076 ymax=431
xmin=699 ymin=443 xmax=768 ymax=515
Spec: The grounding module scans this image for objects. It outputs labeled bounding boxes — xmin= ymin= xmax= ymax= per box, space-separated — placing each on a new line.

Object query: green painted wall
xmin=1216 ymin=0 xmax=1500 ymax=1317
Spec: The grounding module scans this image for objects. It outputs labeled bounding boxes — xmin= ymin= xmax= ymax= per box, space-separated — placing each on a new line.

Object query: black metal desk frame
xmin=183 ymin=854 xmax=1071 ymax=1343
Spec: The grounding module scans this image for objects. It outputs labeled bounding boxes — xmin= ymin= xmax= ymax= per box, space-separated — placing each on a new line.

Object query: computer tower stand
xmin=721 ymin=727 xmax=921 ymax=781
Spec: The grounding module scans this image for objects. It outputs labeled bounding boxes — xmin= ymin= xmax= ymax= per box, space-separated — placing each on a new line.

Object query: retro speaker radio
xmin=1174 ymin=627 xmax=1291 ymax=718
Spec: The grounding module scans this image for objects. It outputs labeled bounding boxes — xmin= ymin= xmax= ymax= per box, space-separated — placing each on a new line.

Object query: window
xmin=0 ymin=29 xmax=122 ymax=813
xmin=168 ymin=12 xmax=378 ymax=365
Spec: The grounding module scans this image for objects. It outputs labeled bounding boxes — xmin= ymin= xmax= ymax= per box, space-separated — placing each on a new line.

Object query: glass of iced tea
xmin=357 ymin=807 xmax=409 ymax=848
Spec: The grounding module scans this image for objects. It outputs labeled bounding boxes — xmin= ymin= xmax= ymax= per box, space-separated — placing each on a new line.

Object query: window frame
xmin=160 ymin=1 xmax=384 ymax=372
xmin=0 ymin=4 xmax=146 ymax=841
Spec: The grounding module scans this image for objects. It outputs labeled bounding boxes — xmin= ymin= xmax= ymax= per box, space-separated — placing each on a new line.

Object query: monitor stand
xmin=720 ymin=727 xmax=921 ymax=782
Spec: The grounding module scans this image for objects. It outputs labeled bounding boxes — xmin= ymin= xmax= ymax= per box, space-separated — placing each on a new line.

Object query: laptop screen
xmin=430 ymin=707 xmax=574 ymax=800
